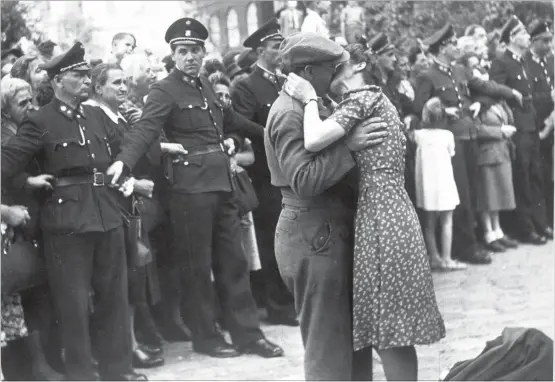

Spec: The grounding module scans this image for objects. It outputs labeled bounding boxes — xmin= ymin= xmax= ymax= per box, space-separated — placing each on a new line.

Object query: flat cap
xmin=165 ymin=18 xmax=208 ymax=46
xmin=39 ymin=42 xmax=90 ymax=77
xmin=424 ymin=23 xmax=457 ymax=53
xmin=280 ymin=32 xmax=349 ymax=67
xmin=500 ymin=15 xmax=526 ymax=44
xmin=237 ymin=49 xmax=258 ymax=70
xmin=529 ymin=19 xmax=553 ymax=40
xmin=222 ymin=48 xmax=245 ymax=79
xmin=368 ymin=33 xmax=395 ymax=55
xmin=244 ymin=18 xmax=284 ymax=49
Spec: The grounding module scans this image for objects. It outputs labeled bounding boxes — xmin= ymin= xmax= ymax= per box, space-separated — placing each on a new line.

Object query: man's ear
xmin=303 ymin=65 xmax=313 ymax=77
xmin=354 ymin=61 xmax=366 ymax=72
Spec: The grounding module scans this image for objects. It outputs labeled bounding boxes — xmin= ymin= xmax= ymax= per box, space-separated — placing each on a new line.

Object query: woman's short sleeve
xmin=329 ymin=91 xmax=381 ymax=134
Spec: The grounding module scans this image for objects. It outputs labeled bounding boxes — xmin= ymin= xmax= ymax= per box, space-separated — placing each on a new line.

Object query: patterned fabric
xmin=329 ymin=86 xmax=445 ymax=351
xmin=1 ymin=294 xmax=28 ymax=347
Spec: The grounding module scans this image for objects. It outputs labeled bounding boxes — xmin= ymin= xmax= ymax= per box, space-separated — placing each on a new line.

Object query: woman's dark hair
xmin=35 ymin=81 xmax=54 ymax=107
xmin=203 ymin=59 xmax=226 ymax=77
xmin=408 ymin=46 xmax=424 ymax=66
xmin=344 ymin=43 xmax=379 ymax=86
xmin=10 ymin=55 xmax=39 ymax=84
xmin=91 ymin=63 xmax=122 ymax=95
xmin=162 ymin=55 xmax=175 ymax=73
xmin=207 ymin=71 xmax=231 ymax=88
xmin=37 ymin=40 xmax=57 ymax=60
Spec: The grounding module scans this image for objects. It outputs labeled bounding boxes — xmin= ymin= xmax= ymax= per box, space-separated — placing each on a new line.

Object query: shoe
xmin=497 ymin=236 xmax=519 ymax=249
xmin=139 ymin=344 xmax=163 ymax=357
xmin=132 ymin=348 xmax=165 ymax=369
xmin=266 ymin=309 xmax=299 ymax=327
xmin=455 ymin=251 xmax=492 ymax=265
xmin=520 ymin=232 xmax=548 ymax=245
xmin=538 ymin=227 xmax=554 ymax=240
xmin=101 ymin=372 xmax=148 ymax=381
xmin=238 ymin=338 xmax=284 ymax=358
xmin=194 ymin=342 xmax=241 ymax=358
xmin=484 ymin=240 xmax=506 ymax=253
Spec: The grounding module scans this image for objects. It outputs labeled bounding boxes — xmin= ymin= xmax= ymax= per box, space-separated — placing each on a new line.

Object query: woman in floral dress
xmin=284 ymin=43 xmax=445 ymax=380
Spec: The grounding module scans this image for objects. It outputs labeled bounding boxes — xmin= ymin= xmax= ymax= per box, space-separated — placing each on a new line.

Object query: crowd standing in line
xmin=1 ymin=1 xmax=553 ymax=380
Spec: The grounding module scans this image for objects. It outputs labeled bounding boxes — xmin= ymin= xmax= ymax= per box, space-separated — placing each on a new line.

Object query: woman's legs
xmin=376 ymin=346 xmax=418 ymax=381
xmin=422 ymin=211 xmax=441 ymax=264
xmin=480 ymin=212 xmax=496 ymax=244
xmin=439 ymin=211 xmax=453 ymax=263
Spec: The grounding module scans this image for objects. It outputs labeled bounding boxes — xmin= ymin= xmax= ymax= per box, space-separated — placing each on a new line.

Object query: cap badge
xmin=186 ymin=20 xmax=191 ymax=25
xmin=185 ymin=30 xmax=191 ymax=37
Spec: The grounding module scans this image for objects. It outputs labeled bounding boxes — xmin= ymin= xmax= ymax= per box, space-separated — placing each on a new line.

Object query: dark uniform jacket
xmin=1 ymin=97 xmax=123 ymax=234
xmin=490 ymin=49 xmax=537 ymax=132
xmin=525 ymin=51 xmax=554 ymax=125
xmin=116 ymin=69 xmax=264 ymax=194
xmin=415 ymin=61 xmax=516 ymax=139
xmin=231 ymin=65 xmax=283 ymax=180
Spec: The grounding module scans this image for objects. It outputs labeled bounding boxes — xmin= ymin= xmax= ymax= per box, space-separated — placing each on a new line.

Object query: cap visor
xmin=172 ymin=40 xmax=203 ymax=46
xmin=332 ymin=50 xmax=350 ymax=65
xmin=533 ymin=31 xmax=554 ymax=40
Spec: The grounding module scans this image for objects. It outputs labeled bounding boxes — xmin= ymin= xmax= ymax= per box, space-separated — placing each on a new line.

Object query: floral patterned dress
xmin=329 ymin=86 xmax=445 ymax=351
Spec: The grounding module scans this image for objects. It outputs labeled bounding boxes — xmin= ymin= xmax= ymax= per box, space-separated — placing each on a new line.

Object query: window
xmin=210 ymin=15 xmax=221 ymax=47
xmin=227 ymin=8 xmax=240 ymax=48
xmin=247 ymin=3 xmax=259 ymax=36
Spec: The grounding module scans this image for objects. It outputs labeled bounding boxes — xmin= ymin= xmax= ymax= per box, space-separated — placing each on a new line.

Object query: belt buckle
xmin=93 ymin=172 xmax=105 ymax=186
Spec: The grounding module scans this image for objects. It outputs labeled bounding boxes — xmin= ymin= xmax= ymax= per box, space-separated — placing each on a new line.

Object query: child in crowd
xmin=414 ymin=97 xmax=466 ymax=271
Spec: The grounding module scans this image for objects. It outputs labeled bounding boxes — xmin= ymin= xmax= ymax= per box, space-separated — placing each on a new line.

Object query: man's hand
xmin=345 ymin=117 xmax=388 ymax=151
xmin=445 ymin=107 xmax=460 ymax=119
xmin=133 ymin=179 xmax=155 ymax=198
xmin=3 ymin=205 xmax=30 ymax=227
xmin=160 ymin=143 xmax=188 ymax=155
xmin=283 ymin=73 xmax=318 ymax=104
xmin=107 ymin=161 xmax=125 ymax=185
xmin=25 ymin=174 xmax=54 ymax=190
xmin=127 ymin=108 xmax=142 ymax=125
xmin=223 ymin=138 xmax=236 ymax=156
xmin=512 ymin=89 xmax=523 ymax=107
xmin=500 ymin=124 xmax=517 ymax=138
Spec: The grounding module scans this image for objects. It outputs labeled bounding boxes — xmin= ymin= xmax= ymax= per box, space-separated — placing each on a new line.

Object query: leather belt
xmin=172 ymin=143 xmax=224 ymax=163
xmin=55 ymin=172 xmax=114 ymax=187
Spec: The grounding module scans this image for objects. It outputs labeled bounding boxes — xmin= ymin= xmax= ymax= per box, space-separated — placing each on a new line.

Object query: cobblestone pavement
xmin=143 ymin=242 xmax=553 ymax=381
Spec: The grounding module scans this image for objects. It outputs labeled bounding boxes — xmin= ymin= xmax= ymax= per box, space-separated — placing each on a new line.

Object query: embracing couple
xmin=264 ymin=32 xmax=445 ymax=381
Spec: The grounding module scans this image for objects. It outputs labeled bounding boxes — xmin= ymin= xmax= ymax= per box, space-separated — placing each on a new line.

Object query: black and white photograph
xmin=0 ymin=1 xmax=553 ymax=380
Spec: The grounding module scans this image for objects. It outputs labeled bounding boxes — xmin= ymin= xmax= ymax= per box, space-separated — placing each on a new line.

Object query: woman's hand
xmin=2 ymin=205 xmax=30 ymax=227
xmin=126 ymin=108 xmax=143 ymax=125
xmin=133 ymin=179 xmax=155 ymax=198
xmin=283 ymin=73 xmax=317 ymax=104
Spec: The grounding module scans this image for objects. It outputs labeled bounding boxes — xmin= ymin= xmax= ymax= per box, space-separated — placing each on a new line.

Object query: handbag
xmin=1 ymin=225 xmax=47 ymax=294
xmin=121 ymin=197 xmax=151 ymax=268
xmin=231 ymin=170 xmax=259 ymax=216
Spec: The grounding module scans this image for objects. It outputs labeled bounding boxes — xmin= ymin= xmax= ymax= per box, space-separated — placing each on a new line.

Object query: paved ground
xmin=143 ymin=242 xmax=553 ymax=381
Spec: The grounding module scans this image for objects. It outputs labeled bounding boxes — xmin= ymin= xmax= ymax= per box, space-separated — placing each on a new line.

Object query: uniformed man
xmin=230 ymin=19 xmax=298 ymax=326
xmin=525 ymin=19 xmax=554 ymax=228
xmin=106 ymin=18 xmax=283 ymax=359
xmin=265 ymin=31 xmax=388 ymax=380
xmin=490 ymin=16 xmax=553 ymax=243
xmin=415 ymin=23 xmax=524 ymax=263
xmin=0 ymin=42 xmax=144 ymax=381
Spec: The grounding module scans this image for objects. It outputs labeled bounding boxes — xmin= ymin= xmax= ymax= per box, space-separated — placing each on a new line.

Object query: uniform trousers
xmin=250 ymin=177 xmax=295 ymax=312
xmin=539 ymin=136 xmax=554 ymax=227
xmin=168 ymin=191 xmax=263 ymax=348
xmin=451 ymin=139 xmax=481 ymax=259
xmin=275 ymin=197 xmax=373 ymax=381
xmin=43 ymin=227 xmax=131 ymax=380
xmin=513 ymin=131 xmax=548 ymax=235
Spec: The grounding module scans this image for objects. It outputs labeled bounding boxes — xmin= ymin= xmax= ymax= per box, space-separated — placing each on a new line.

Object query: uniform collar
xmin=84 ymin=99 xmax=127 ymax=125
xmin=506 ymin=48 xmax=523 ymax=62
xmin=172 ymin=68 xmax=200 ymax=87
xmin=255 ymin=64 xmax=278 ymax=83
xmin=529 ymin=49 xmax=546 ymax=64
xmin=52 ymin=97 xmax=86 ymax=120
xmin=433 ymin=58 xmax=452 ymax=74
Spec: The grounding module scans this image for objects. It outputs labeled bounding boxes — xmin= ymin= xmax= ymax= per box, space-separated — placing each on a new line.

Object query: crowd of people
xmin=0 ymin=0 xmax=553 ymax=381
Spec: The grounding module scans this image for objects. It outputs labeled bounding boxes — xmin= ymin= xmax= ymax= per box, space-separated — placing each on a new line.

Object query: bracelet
xmin=304 ymin=98 xmax=318 ymax=106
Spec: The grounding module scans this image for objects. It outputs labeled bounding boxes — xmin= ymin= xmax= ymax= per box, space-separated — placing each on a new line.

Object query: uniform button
xmin=188 ymin=105 xmax=193 ymax=108
xmin=91 ymin=153 xmax=95 ymax=159
xmin=184 ymin=161 xmax=189 ymax=166
xmin=266 ymin=104 xmax=271 ymax=107
xmin=88 ymin=140 xmax=91 ymax=144
xmin=77 ymin=115 xmax=81 ymax=119
xmin=58 ymin=198 xmax=63 ymax=204
xmin=63 ymin=142 xmax=68 ymax=147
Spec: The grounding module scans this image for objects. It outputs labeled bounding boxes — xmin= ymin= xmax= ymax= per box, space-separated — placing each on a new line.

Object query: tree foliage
xmin=327 ymin=1 xmax=554 ymax=51
xmin=1 ymin=1 xmax=31 ymax=50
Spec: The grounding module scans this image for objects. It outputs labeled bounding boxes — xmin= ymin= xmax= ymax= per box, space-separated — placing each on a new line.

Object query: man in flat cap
xmin=230 ymin=19 xmax=298 ymax=328
xmin=490 ymin=16 xmax=553 ymax=244
xmin=415 ymin=23 xmax=524 ymax=262
xmin=107 ymin=18 xmax=283 ymax=359
xmin=265 ymin=31 xmax=388 ymax=380
xmin=1 ymin=42 xmax=145 ymax=381
xmin=525 ymin=19 xmax=554 ymax=227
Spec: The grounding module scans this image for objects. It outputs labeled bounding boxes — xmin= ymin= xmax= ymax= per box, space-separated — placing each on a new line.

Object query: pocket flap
xmin=48 ymin=186 xmax=81 ymax=204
